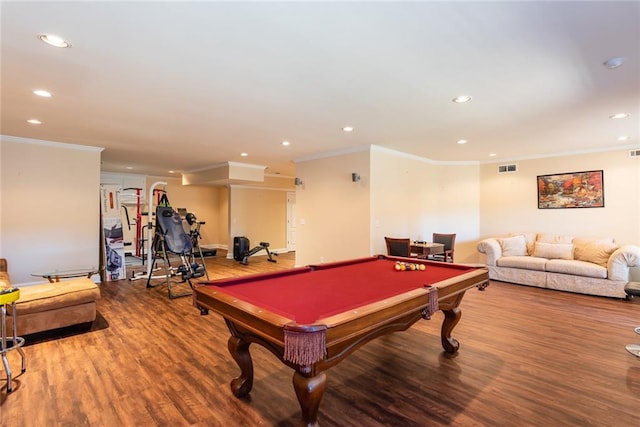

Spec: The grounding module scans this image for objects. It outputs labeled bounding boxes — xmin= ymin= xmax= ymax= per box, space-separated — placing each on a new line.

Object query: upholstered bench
xmin=1 ymin=259 xmax=101 ymax=336
xmin=10 ymin=279 xmax=101 ymax=336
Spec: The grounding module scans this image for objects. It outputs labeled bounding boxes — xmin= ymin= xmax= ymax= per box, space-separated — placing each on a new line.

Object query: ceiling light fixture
xmin=342 ymin=126 xmax=354 ymax=132
xmin=489 ymin=153 xmax=497 ymax=157
xmin=617 ymin=136 xmax=630 ymax=141
xmin=33 ymin=89 xmax=52 ymax=97
xmin=38 ymin=34 xmax=71 ymax=48
xmin=452 ymin=95 xmax=472 ymax=103
xmin=603 ymin=57 xmax=624 ymax=69
xmin=27 ymin=119 xmax=42 ymax=125
xmin=457 ymin=139 xmax=468 ymax=144
xmin=240 ymin=152 xmax=248 ymax=157
xmin=281 ymin=141 xmax=290 ymax=146
xmin=609 ymin=113 xmax=630 ymax=119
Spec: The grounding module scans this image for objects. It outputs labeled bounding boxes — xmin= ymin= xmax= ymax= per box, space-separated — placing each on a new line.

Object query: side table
xmin=31 ymin=268 xmax=100 ymax=283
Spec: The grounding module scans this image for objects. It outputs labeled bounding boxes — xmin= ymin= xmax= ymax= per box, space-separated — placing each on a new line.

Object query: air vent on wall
xmin=497 ymin=164 xmax=518 ymax=173
xmin=630 ymin=149 xmax=640 ymax=157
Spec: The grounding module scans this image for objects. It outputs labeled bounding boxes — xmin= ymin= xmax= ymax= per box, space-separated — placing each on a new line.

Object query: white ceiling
xmin=2 ymin=1 xmax=639 ymax=179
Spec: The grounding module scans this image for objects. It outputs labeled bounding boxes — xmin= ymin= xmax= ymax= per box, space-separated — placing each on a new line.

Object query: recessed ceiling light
xmin=452 ymin=95 xmax=472 ymax=103
xmin=603 ymin=57 xmax=625 ymax=69
xmin=617 ymin=136 xmax=631 ymax=141
xmin=240 ymin=152 xmax=248 ymax=157
xmin=489 ymin=153 xmax=497 ymax=157
xmin=342 ymin=126 xmax=354 ymax=132
xmin=38 ymin=34 xmax=71 ymax=48
xmin=27 ymin=119 xmax=42 ymax=125
xmin=609 ymin=113 xmax=630 ymax=119
xmin=126 ymin=166 xmax=134 ymax=170
xmin=457 ymin=139 xmax=468 ymax=145
xmin=168 ymin=170 xmax=175 ymax=173
xmin=281 ymin=141 xmax=290 ymax=146
xmin=33 ymin=89 xmax=52 ymax=98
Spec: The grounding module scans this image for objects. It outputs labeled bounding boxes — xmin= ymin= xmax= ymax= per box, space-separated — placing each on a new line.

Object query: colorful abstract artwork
xmin=537 ymin=170 xmax=604 ymax=209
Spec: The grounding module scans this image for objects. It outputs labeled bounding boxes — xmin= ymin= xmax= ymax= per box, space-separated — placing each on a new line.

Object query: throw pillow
xmin=537 ymin=234 xmax=574 ymax=244
xmin=573 ymin=237 xmax=615 ymax=261
xmin=509 ymin=232 xmax=537 ymax=255
xmin=533 ymin=242 xmax=574 ymax=260
xmin=575 ymin=241 xmax=619 ymax=267
xmin=499 ymin=235 xmax=528 ymax=257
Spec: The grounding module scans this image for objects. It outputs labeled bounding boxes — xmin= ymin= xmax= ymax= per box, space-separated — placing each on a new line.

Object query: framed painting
xmin=537 ymin=170 xmax=604 ymax=209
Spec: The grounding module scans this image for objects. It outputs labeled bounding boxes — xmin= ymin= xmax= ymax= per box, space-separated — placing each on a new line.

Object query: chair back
xmin=433 ymin=233 xmax=456 ymax=251
xmin=384 ymin=237 xmax=411 ymax=257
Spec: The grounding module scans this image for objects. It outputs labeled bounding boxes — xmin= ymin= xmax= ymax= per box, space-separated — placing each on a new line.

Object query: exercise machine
xmin=185 ymin=212 xmax=210 ymax=280
xmin=129 ymin=182 xmax=165 ymax=281
xmin=123 ymin=187 xmax=143 ymax=258
xmin=145 ymin=190 xmax=208 ymax=298
xmin=233 ymin=236 xmax=277 ymax=266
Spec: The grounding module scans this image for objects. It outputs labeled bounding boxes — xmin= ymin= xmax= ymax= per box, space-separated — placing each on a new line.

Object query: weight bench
xmin=625 ymin=282 xmax=640 ymax=357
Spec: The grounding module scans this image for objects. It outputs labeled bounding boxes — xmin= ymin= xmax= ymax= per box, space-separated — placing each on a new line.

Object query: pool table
xmin=194 ymin=255 xmax=489 ymax=426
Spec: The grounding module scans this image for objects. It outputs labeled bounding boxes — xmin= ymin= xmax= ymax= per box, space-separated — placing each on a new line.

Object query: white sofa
xmin=477 ymin=233 xmax=640 ymax=298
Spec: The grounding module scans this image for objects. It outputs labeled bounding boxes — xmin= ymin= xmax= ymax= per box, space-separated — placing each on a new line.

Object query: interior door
xmin=286 ymin=192 xmax=296 ymax=251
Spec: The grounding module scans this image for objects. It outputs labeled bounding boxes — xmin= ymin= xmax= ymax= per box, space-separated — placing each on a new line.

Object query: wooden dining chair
xmin=431 ymin=233 xmax=456 ymax=262
xmin=384 ymin=237 xmax=413 ymax=257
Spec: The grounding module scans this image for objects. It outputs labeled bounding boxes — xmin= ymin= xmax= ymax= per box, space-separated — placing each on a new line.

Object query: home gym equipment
xmin=145 ymin=191 xmax=208 ymax=298
xmin=129 ymin=181 xmax=166 ymax=282
xmin=185 ymin=212 xmax=214 ymax=268
xmin=123 ymin=187 xmax=143 ymax=258
xmin=233 ymin=236 xmax=277 ymax=265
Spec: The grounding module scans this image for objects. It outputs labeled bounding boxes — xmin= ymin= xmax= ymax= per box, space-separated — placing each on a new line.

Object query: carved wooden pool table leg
xmin=228 ymin=335 xmax=254 ymax=397
xmin=441 ymin=307 xmax=461 ymax=354
xmin=293 ymin=371 xmax=326 ymax=427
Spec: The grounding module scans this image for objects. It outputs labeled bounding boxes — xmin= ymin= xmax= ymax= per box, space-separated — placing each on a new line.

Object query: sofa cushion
xmin=545 ymin=259 xmax=607 ymax=279
xmin=497 ymin=256 xmax=548 ymax=271
xmin=533 ymin=242 xmax=574 ymax=260
xmin=574 ymin=240 xmax=618 ymax=267
xmin=499 ymin=235 xmax=528 ymax=257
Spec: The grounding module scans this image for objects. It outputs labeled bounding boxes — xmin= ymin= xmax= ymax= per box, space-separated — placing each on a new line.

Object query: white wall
xmin=295 ymin=149 xmax=372 ymax=266
xmin=229 ymin=186 xmax=289 ymax=253
xmin=0 ymin=140 xmax=3 ymax=257
xmin=295 ymin=146 xmax=482 ymax=266
xmin=479 ymin=149 xmax=640 ymax=245
xmin=216 ymin=187 xmax=229 ymax=247
xmin=370 ymin=147 xmax=481 ymax=263
xmin=0 ymin=136 xmax=102 ymax=284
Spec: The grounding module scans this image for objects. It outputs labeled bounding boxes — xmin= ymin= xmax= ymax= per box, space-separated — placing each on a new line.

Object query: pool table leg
xmin=441 ymin=307 xmax=461 ymax=354
xmin=228 ymin=335 xmax=254 ymax=397
xmin=293 ymin=371 xmax=326 ymax=427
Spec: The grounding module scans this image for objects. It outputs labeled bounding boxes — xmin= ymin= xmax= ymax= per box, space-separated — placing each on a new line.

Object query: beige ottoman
xmin=9 ymin=278 xmax=101 ymax=336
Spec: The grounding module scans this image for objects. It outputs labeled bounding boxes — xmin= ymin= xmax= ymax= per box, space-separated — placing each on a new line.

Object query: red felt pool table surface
xmin=206 ymin=256 xmax=476 ymax=324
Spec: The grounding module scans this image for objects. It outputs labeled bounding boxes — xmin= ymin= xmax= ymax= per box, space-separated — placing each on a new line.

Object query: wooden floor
xmin=2 ymin=251 xmax=640 ymax=426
